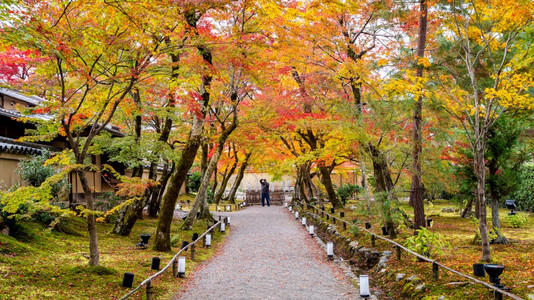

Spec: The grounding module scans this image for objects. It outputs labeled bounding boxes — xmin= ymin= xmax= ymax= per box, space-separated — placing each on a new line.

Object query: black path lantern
xmin=505 ymin=200 xmax=517 ymax=215
xmin=151 ymin=257 xmax=161 ymax=270
xmin=122 ymin=272 xmax=134 ymax=288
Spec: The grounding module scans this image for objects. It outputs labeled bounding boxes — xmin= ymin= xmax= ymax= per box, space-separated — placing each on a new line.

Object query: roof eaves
xmin=0 ymin=87 xmax=43 ymax=106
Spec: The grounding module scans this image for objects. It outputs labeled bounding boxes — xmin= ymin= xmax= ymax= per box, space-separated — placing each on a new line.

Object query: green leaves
xmin=404 ymin=227 xmax=451 ymax=259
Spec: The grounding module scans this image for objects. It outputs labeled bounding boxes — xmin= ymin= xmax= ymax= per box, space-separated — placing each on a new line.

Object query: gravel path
xmin=175 ymin=206 xmax=359 ymax=300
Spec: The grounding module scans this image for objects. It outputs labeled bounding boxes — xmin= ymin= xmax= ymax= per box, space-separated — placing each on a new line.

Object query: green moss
xmin=402 ymin=282 xmax=414 ymax=295
xmin=69 ymin=265 xmax=118 ymax=275
xmin=0 ymin=233 xmax=32 ymax=254
xmin=0 ymin=215 xmax=228 ymax=299
xmin=54 ymin=216 xmax=85 ymax=236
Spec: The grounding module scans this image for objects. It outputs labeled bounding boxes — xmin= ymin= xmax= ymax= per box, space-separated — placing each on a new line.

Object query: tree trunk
xmin=182 ymin=147 xmax=223 ymax=230
xmin=295 ymin=162 xmax=314 ymax=202
xmin=155 ymin=162 xmax=174 ymax=207
xmin=214 ymin=159 xmax=237 ymax=205
xmin=153 ymin=117 xmax=205 ymax=251
xmin=360 ymin=158 xmax=368 ymax=190
xmin=294 ymin=163 xmax=306 ymax=201
xmin=474 ymin=146 xmax=491 ymax=261
xmin=319 ymin=166 xmax=342 ymax=208
xmin=488 ymin=161 xmax=509 ymax=244
xmin=148 ymin=163 xmax=169 ymax=217
xmin=368 ymin=144 xmax=398 ymax=238
xmin=410 ymin=0 xmax=428 ymax=232
xmin=461 ymin=197 xmax=474 ymax=218
xmin=211 ymin=167 xmax=218 ymax=201
xmin=200 ymin=142 xmax=209 ymax=176
xmin=303 ymin=163 xmax=315 ymax=200
xmin=182 ymin=117 xmax=238 ymax=229
xmin=77 ymin=169 xmax=99 ymax=266
xmin=154 ymin=9 xmax=212 ymax=251
xmin=225 ymin=152 xmax=251 ymax=203
xmin=113 ymin=162 xmax=157 ymax=235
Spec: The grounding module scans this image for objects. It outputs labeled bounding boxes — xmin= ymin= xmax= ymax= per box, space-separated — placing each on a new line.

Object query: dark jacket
xmin=260 ymin=181 xmax=269 ymax=194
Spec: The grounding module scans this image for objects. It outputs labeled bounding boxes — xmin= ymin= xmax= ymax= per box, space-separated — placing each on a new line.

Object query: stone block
xmin=396 ymin=273 xmax=406 ymax=282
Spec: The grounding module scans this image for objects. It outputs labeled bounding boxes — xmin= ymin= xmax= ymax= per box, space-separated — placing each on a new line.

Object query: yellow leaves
xmin=259 ymin=1 xmax=284 ymax=20
xmin=417 ymin=57 xmax=431 ymax=68
xmin=279 ymin=74 xmax=299 ymax=89
xmin=377 ymin=59 xmax=388 ymax=67
xmin=43 ymin=150 xmax=72 ymax=167
xmin=337 ymin=59 xmax=369 ymax=82
xmin=485 ymin=72 xmax=534 ymax=110
xmin=383 ymin=70 xmax=427 ymax=98
xmin=490 ymin=0 xmax=534 ymax=33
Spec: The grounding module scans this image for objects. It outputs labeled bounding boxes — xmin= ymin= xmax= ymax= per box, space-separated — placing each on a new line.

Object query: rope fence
xmin=292 ymin=200 xmax=522 ymax=300
xmin=120 ymin=216 xmax=228 ymax=300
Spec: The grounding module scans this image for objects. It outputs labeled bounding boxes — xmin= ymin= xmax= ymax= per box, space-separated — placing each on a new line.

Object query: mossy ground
xmin=0 ymin=211 xmax=229 ymax=299
xmin=316 ymin=199 xmax=534 ymax=299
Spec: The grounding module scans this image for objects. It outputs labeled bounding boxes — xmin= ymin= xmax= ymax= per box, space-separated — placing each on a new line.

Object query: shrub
xmin=404 ymin=227 xmax=450 ymax=259
xmin=206 ymin=188 xmax=214 ymax=204
xmin=335 ymin=183 xmax=363 ymax=205
xmin=32 ymin=211 xmax=56 ymax=226
xmin=17 ymin=150 xmax=68 ymax=200
xmin=187 ymin=172 xmax=202 ymax=193
xmin=506 ymin=213 xmax=528 ymax=228
xmin=349 ymin=225 xmax=360 ymax=237
xmin=511 ymin=164 xmax=534 ymax=211
xmin=0 ymin=202 xmax=29 ymax=238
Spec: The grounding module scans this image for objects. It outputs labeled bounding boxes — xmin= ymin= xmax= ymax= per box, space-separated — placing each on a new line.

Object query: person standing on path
xmin=260 ymin=179 xmax=270 ymax=207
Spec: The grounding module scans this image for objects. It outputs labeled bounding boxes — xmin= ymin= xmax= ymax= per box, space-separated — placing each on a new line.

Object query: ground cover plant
xmin=0 ymin=214 xmax=228 ymax=299
xmin=319 ymin=199 xmax=534 ymax=299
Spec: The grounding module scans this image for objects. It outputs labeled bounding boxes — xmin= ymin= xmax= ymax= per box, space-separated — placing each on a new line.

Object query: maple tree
xmin=181 ymin=0 xmax=268 ymax=229
xmin=0 ymin=45 xmax=44 ymax=83
xmin=433 ymin=0 xmax=534 ymax=261
xmin=1 ymin=0 xmax=167 ymax=265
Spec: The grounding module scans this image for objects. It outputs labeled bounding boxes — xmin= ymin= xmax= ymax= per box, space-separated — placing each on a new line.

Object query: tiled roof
xmin=0 ymin=107 xmax=22 ymax=118
xmin=0 ymin=108 xmax=122 ymax=136
xmin=0 ymin=87 xmax=44 ymax=106
xmin=0 ymin=106 xmax=52 ymax=121
xmin=0 ymin=136 xmax=58 ymax=155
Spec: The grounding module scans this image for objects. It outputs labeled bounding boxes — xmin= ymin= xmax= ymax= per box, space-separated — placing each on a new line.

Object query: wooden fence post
xmin=173 ymin=260 xmax=177 ymax=277
xmin=343 ymin=222 xmax=346 ymax=231
xmin=371 ymin=234 xmax=376 ymax=247
xmin=396 ymin=245 xmax=401 ymax=261
xmin=432 ymin=262 xmax=439 ymax=281
xmin=146 ymin=281 xmax=153 ymax=300
xmin=191 ymin=243 xmax=195 ymax=261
